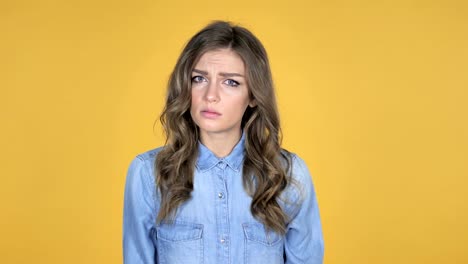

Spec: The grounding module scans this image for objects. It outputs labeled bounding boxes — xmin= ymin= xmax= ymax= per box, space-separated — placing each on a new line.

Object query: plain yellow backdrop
xmin=1 ymin=0 xmax=467 ymax=263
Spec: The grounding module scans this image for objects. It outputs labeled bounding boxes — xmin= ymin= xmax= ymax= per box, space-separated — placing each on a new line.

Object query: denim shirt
xmin=123 ymin=134 xmax=324 ymax=264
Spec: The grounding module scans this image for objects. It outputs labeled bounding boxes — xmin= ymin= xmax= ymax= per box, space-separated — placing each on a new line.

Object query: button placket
xmin=214 ymin=161 xmax=230 ymax=262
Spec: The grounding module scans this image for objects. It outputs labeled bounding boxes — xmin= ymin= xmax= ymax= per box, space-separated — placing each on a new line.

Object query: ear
xmin=249 ymin=98 xmax=257 ymax=108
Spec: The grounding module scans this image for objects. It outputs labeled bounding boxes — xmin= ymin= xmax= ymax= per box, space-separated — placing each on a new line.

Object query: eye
xmin=191 ymin=75 xmax=206 ymax=83
xmin=224 ymin=79 xmax=240 ymax=87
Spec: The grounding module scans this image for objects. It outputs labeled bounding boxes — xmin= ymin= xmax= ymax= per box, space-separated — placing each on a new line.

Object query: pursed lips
xmin=201 ymin=108 xmax=221 ymax=118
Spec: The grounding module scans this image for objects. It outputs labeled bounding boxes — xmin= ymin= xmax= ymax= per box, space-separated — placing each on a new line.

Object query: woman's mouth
xmin=201 ymin=110 xmax=221 ymax=118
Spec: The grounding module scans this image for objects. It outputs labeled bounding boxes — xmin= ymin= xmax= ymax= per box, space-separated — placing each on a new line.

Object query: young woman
xmin=123 ymin=21 xmax=324 ymax=264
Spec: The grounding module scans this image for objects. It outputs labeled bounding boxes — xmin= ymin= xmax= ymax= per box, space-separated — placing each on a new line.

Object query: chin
xmin=197 ymin=126 xmax=224 ymax=134
xmin=193 ymin=119 xmax=220 ymax=130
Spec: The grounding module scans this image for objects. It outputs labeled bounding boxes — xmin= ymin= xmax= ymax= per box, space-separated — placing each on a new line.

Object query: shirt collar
xmin=196 ymin=132 xmax=245 ymax=172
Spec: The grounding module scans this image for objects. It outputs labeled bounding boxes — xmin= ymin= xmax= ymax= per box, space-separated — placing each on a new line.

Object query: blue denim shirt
xmin=123 ymin=134 xmax=324 ymax=263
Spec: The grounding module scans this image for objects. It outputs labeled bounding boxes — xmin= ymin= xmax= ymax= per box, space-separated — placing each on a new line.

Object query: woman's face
xmin=190 ymin=48 xmax=254 ymax=140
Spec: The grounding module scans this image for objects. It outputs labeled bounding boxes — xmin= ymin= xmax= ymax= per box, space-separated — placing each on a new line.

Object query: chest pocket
xmin=242 ymin=222 xmax=284 ymax=264
xmin=157 ymin=221 xmax=204 ymax=264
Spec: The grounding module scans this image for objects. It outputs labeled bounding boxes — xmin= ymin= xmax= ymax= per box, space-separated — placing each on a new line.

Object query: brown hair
xmin=155 ymin=21 xmax=293 ymax=234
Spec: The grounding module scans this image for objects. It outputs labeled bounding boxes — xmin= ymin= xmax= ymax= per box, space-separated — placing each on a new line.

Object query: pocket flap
xmin=242 ymin=222 xmax=282 ymax=246
xmin=157 ymin=221 xmax=203 ymax=242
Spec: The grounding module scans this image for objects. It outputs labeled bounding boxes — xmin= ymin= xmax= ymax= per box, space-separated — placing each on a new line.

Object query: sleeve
xmin=123 ymin=156 xmax=158 ymax=264
xmin=284 ymin=155 xmax=325 ymax=264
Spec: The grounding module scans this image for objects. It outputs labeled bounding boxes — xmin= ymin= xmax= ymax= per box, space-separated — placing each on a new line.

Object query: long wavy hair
xmin=155 ymin=21 xmax=293 ymax=235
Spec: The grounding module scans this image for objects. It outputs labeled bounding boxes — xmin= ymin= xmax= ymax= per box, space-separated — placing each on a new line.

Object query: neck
xmin=199 ymin=130 xmax=242 ymax=158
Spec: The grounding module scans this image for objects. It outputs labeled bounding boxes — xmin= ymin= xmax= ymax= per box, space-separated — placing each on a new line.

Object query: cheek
xmin=189 ymin=92 xmax=195 ymax=114
xmin=189 ymin=97 xmax=198 ymax=123
xmin=232 ymin=98 xmax=250 ymax=117
xmin=190 ymin=91 xmax=199 ymax=107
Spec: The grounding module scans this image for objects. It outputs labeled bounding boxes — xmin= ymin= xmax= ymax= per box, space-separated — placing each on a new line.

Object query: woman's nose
xmin=204 ymin=81 xmax=220 ymax=103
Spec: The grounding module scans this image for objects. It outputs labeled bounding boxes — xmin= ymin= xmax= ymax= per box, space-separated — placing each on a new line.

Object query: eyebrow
xmin=192 ymin=69 xmax=244 ymax=78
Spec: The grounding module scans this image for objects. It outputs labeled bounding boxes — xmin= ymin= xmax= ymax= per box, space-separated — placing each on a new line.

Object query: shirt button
xmin=218 ymin=192 xmax=224 ymax=199
xmin=220 ymin=238 xmax=225 ymax=243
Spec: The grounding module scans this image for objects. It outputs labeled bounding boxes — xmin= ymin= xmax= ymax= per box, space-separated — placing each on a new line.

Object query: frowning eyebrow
xmin=192 ymin=69 xmax=244 ymax=78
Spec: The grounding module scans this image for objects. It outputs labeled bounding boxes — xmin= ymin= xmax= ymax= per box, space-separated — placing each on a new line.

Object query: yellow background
xmin=1 ymin=0 xmax=467 ymax=263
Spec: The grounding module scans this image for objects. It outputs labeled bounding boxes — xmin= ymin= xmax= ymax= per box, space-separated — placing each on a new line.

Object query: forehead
xmin=194 ymin=49 xmax=245 ymax=73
